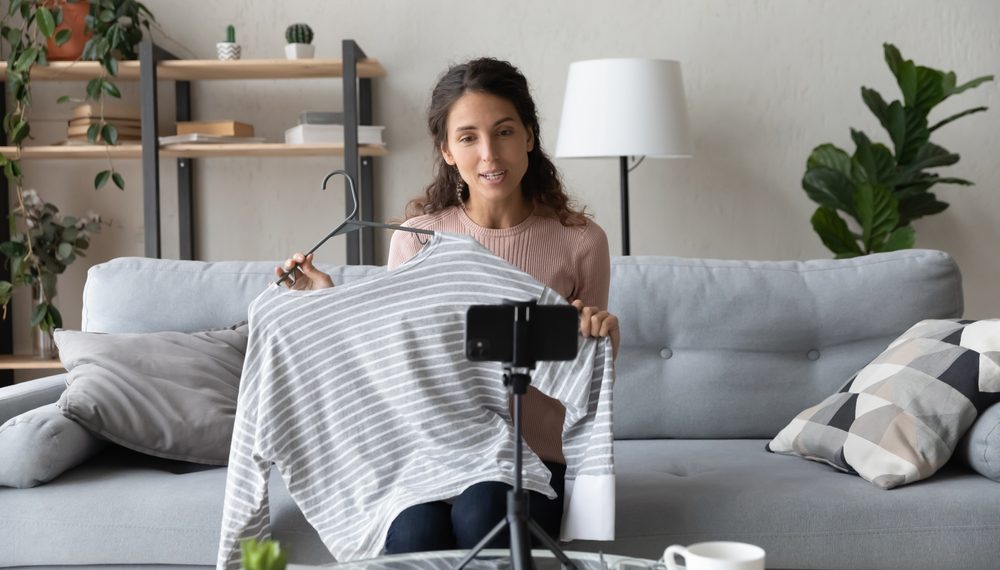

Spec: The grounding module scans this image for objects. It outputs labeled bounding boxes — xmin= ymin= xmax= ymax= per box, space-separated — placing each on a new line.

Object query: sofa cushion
xmin=767 ymin=319 xmax=1000 ymax=489
xmin=0 ymin=447 xmax=334 ymax=567
xmin=957 ymin=402 xmax=1000 ymax=482
xmin=609 ymin=249 xmax=962 ymax=439
xmin=82 ymin=257 xmax=385 ymax=333
xmin=570 ymin=440 xmax=1000 ymax=570
xmin=55 ymin=323 xmax=249 ymax=465
xmin=0 ymin=404 xmax=106 ymax=488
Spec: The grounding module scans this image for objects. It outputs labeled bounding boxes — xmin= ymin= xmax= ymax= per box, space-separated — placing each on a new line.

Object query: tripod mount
xmin=457 ymin=300 xmax=580 ymax=570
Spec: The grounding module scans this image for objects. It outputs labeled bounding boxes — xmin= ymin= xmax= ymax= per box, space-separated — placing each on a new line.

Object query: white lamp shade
xmin=555 ymin=58 xmax=692 ymax=158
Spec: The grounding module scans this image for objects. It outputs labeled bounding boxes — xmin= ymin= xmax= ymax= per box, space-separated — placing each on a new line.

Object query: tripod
xmin=456 ymin=302 xmax=579 ymax=570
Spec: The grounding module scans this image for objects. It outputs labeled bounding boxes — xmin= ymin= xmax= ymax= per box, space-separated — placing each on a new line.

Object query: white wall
xmin=9 ymin=0 xmax=1000 ymax=359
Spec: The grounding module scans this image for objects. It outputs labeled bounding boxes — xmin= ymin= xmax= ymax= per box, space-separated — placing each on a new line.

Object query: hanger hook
xmin=322 ymin=169 xmax=359 ymax=221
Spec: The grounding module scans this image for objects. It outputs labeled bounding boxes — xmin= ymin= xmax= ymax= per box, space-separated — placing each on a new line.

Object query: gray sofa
xmin=2 ymin=248 xmax=997 ymax=569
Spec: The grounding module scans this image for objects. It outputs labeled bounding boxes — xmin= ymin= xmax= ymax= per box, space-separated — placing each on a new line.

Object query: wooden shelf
xmin=0 ymin=58 xmax=386 ymax=81
xmin=0 ymin=355 xmax=65 ymax=370
xmin=1 ymin=143 xmax=388 ymax=159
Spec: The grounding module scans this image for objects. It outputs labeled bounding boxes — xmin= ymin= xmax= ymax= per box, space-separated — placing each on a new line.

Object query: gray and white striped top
xmin=217 ymin=233 xmax=615 ymax=568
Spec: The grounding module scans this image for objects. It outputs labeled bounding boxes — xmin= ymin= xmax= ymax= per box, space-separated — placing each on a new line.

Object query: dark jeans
xmin=384 ymin=461 xmax=566 ymax=554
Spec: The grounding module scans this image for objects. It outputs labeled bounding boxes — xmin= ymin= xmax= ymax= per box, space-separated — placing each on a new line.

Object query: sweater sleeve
xmin=573 ymin=222 xmax=611 ymax=310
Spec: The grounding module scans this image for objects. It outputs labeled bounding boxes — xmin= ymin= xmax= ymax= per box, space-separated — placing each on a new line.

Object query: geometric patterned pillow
xmin=768 ymin=319 xmax=1000 ymax=489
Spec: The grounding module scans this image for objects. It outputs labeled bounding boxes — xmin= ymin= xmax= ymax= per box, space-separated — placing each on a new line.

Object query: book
xmin=284 ymin=124 xmax=385 ymax=145
xmin=176 ymin=121 xmax=254 ymax=137
xmin=158 ymin=133 xmax=266 ymax=145
xmin=298 ymin=111 xmax=344 ymax=125
xmin=72 ymin=101 xmax=140 ymax=121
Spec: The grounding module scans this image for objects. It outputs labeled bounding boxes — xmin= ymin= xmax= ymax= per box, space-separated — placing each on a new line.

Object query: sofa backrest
xmin=82 ymin=257 xmax=385 ymax=333
xmin=608 ymin=249 xmax=963 ymax=440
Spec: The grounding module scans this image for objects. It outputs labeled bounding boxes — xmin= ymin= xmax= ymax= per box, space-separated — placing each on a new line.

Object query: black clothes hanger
xmin=275 ymin=170 xmax=434 ymax=286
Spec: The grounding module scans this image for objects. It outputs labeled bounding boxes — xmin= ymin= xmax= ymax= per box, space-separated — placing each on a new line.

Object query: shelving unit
xmin=0 ymin=355 xmax=65 ymax=371
xmin=0 ymin=40 xmax=385 ymax=381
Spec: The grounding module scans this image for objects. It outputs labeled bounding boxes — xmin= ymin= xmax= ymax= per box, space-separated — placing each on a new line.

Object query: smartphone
xmin=466 ymin=303 xmax=579 ymax=364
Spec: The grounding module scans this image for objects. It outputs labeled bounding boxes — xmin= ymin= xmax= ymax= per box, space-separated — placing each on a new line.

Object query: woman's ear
xmin=441 ymin=143 xmax=456 ymax=166
xmin=526 ymin=128 xmax=535 ymax=153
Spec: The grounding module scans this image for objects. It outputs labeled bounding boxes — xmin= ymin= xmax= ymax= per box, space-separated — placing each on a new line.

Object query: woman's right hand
xmin=275 ymin=253 xmax=335 ymax=290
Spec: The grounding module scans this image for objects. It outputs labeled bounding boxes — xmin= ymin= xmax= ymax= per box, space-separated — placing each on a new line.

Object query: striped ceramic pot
xmin=216 ymin=42 xmax=242 ymax=61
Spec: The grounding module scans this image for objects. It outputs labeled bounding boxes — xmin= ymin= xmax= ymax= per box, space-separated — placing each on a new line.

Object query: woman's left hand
xmin=571 ymin=300 xmax=620 ymax=361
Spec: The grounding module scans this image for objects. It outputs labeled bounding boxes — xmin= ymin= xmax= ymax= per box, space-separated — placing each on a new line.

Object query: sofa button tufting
xmin=807 ymin=349 xmax=821 ymax=361
xmin=660 ymin=348 xmax=673 ymax=359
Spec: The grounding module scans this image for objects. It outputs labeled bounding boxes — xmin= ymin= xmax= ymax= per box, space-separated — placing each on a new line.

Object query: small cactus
xmin=226 ymin=24 xmax=236 ymax=43
xmin=285 ymin=23 xmax=313 ymax=45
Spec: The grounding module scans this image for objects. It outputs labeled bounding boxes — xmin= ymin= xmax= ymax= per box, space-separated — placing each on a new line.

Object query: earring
xmin=454 ymin=169 xmax=464 ymax=203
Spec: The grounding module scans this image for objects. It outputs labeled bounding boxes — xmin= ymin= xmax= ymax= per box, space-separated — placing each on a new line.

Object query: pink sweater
xmin=387 ymin=206 xmax=611 ymax=463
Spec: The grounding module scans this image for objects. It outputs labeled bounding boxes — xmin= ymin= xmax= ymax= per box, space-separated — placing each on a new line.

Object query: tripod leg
xmin=526 ymin=519 xmax=578 ymax=569
xmin=453 ymin=518 xmax=508 ymax=570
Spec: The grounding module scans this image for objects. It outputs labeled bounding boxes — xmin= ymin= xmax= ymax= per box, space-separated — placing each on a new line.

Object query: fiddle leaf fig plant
xmin=803 ymin=43 xmax=993 ymax=258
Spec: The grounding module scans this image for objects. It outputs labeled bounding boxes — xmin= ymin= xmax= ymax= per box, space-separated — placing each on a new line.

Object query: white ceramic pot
xmin=285 ymin=43 xmax=315 ymax=60
xmin=216 ymin=42 xmax=241 ymax=61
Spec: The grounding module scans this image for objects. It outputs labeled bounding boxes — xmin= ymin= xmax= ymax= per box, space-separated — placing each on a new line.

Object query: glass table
xmin=287 ymin=549 xmax=664 ymax=570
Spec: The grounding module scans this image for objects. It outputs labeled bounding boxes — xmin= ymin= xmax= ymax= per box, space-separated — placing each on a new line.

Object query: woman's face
xmin=441 ymin=91 xmax=534 ymax=209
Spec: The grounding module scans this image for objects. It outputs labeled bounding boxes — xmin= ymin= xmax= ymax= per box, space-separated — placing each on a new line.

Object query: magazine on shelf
xmin=158 ymin=133 xmax=267 ymax=145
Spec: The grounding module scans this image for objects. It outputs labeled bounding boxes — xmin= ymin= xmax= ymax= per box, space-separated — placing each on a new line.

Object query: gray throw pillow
xmin=957 ymin=402 xmax=1000 ymax=482
xmin=768 ymin=319 xmax=1000 ymax=489
xmin=0 ymin=404 xmax=107 ymax=488
xmin=55 ymin=323 xmax=249 ymax=465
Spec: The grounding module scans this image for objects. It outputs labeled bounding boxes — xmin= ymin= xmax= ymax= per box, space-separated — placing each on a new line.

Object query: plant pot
xmin=45 ymin=0 xmax=93 ymax=61
xmin=216 ymin=42 xmax=242 ymax=61
xmin=284 ymin=43 xmax=315 ymax=60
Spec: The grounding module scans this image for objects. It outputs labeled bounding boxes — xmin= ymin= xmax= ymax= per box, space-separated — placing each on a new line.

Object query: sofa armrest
xmin=0 ymin=374 xmax=68 ymax=425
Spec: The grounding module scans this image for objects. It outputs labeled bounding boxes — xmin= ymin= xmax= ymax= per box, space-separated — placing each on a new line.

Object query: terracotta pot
xmin=45 ymin=0 xmax=92 ymax=61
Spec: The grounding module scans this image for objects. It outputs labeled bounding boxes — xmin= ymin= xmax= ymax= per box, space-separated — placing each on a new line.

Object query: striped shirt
xmin=217 ymin=233 xmax=615 ymax=568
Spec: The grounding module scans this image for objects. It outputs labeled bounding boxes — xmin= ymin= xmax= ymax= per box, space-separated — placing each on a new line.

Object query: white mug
xmin=663 ymin=541 xmax=765 ymax=570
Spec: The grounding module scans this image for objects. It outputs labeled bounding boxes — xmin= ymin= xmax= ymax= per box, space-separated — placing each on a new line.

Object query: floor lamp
xmin=555 ymin=58 xmax=693 ymax=255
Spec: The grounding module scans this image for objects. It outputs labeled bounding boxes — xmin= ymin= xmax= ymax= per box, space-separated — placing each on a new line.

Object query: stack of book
xmin=284 ymin=111 xmax=385 ymax=145
xmin=158 ymin=121 xmax=265 ymax=145
xmin=68 ymin=102 xmax=141 ymax=144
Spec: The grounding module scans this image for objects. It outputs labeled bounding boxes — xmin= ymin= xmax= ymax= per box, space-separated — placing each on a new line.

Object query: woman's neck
xmin=462 ymin=196 xmax=534 ymax=229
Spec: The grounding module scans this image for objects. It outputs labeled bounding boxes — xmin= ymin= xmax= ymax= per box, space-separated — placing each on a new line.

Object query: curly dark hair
xmin=405 ymin=57 xmax=588 ymax=226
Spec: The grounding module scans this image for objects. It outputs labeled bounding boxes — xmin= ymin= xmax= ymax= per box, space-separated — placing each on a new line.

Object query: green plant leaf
xmin=99 ymin=9 xmax=115 ymax=23
xmin=14 ymin=46 xmax=40 ymax=72
xmin=11 ymin=120 xmax=30 ymax=145
xmin=806 ymin=144 xmax=853 ymax=176
xmin=0 ymin=281 xmax=13 ymax=306
xmin=102 ymin=124 xmax=118 ymax=145
xmin=811 ymin=206 xmax=863 ymax=258
xmin=86 ymin=78 xmax=103 ymax=100
xmin=56 ymin=94 xmax=71 ymax=104
xmin=95 ymin=169 xmax=111 ymax=189
xmin=897 ymin=60 xmax=918 ymax=107
xmin=103 ymin=56 xmax=118 ymax=76
xmin=802 ymin=167 xmax=857 ymax=218
xmin=874 ymin=225 xmax=916 ymax=253
xmin=898 ymin=193 xmax=949 ymax=226
xmin=111 ymin=171 xmax=125 ymax=190
xmin=87 ymin=123 xmax=101 ymax=143
xmin=929 ymin=106 xmax=988 ymax=133
xmin=913 ymin=65 xmax=946 ymax=114
xmin=884 ymin=43 xmax=904 ymax=78
xmin=850 ymin=129 xmax=896 ymax=188
xmin=56 ymin=242 xmax=73 ymax=260
xmin=54 ymin=28 xmax=72 ymax=47
xmin=101 ymin=79 xmax=121 ymax=98
xmin=37 ymin=7 xmax=56 ymax=38
xmin=861 ymin=87 xmax=890 ymax=129
xmin=946 ymin=74 xmax=994 ymax=98
xmin=854 ymin=183 xmax=898 ymax=252
xmin=887 ymin=103 xmax=930 ymax=165
xmin=897 ymin=142 xmax=959 ymax=181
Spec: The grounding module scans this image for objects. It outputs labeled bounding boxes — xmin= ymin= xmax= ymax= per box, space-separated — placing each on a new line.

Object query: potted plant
xmin=241 ymin=538 xmax=287 ymax=570
xmin=284 ymin=23 xmax=313 ymax=59
xmin=2 ymin=0 xmax=155 ymax=193
xmin=802 ymin=43 xmax=993 ymax=258
xmin=217 ymin=24 xmax=241 ymax=60
xmin=0 ymin=189 xmax=104 ymax=358
xmin=45 ymin=0 xmax=92 ymax=61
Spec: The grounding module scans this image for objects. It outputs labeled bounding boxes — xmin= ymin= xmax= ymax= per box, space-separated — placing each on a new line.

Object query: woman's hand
xmin=571 ymin=300 xmax=620 ymax=361
xmin=274 ymin=253 xmax=335 ymax=290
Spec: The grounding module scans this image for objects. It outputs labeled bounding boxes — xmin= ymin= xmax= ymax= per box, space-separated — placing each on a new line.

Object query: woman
xmin=277 ymin=57 xmax=619 ymax=553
